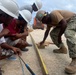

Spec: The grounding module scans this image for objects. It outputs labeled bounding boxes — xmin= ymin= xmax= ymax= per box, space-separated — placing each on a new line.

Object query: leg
xmin=21 ymin=37 xmax=32 ymax=51
xmin=50 ymin=27 xmax=61 ymax=47
xmin=50 ymin=27 xmax=67 ymax=53
xmin=64 ymin=16 xmax=76 ymax=74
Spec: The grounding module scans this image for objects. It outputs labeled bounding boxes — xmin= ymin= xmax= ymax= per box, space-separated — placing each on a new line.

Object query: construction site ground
xmin=0 ymin=29 xmax=75 ymax=75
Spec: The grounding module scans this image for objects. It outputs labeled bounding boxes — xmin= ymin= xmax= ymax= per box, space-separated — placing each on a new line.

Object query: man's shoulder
xmin=51 ymin=10 xmax=59 ymax=14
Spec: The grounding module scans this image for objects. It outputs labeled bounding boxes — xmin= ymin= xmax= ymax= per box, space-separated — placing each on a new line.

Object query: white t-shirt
xmin=0 ymin=24 xmax=6 ymax=44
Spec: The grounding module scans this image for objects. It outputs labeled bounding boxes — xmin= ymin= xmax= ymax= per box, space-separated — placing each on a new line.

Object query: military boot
xmin=53 ymin=45 xmax=67 ymax=54
xmin=65 ymin=58 xmax=76 ymax=74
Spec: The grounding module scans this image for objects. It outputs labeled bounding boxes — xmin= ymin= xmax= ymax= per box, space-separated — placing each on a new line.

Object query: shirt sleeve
xmin=0 ymin=24 xmax=6 ymax=44
xmin=51 ymin=11 xmax=64 ymax=24
xmin=0 ymin=36 xmax=6 ymax=44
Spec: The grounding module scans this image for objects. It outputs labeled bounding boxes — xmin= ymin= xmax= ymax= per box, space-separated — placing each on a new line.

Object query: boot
xmin=21 ymin=48 xmax=29 ymax=51
xmin=53 ymin=45 xmax=67 ymax=54
xmin=65 ymin=58 xmax=76 ymax=74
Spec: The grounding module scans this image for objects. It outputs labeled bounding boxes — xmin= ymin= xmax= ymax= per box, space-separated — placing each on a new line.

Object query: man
xmin=36 ymin=10 xmax=76 ymax=74
xmin=0 ymin=10 xmax=32 ymax=52
xmin=20 ymin=0 xmax=42 ymax=51
xmin=20 ymin=0 xmax=42 ymax=13
xmin=0 ymin=0 xmax=21 ymax=56
xmin=0 ymin=0 xmax=21 ymax=74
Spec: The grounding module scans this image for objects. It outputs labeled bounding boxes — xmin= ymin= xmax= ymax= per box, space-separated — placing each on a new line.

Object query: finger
xmin=17 ymin=51 xmax=22 ymax=56
xmin=14 ymin=51 xmax=17 ymax=55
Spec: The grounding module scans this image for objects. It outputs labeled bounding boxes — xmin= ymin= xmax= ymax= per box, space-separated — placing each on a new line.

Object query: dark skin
xmin=0 ymin=19 xmax=29 ymax=49
xmin=0 ymin=13 xmax=13 ymax=25
xmin=32 ymin=3 xmax=38 ymax=11
xmin=1 ymin=43 xmax=22 ymax=56
xmin=0 ymin=19 xmax=28 ymax=39
xmin=11 ymin=20 xmax=28 ymax=39
xmin=40 ymin=26 xmax=51 ymax=44
xmin=0 ymin=43 xmax=21 ymax=60
xmin=58 ymin=19 xmax=67 ymax=43
xmin=0 ymin=13 xmax=22 ymax=57
xmin=40 ymin=15 xmax=67 ymax=45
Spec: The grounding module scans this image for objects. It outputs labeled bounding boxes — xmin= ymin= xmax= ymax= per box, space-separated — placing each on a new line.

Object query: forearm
xmin=0 ymin=34 xmax=4 ymax=38
xmin=16 ymin=33 xmax=28 ymax=38
xmin=21 ymin=32 xmax=28 ymax=37
xmin=58 ymin=20 xmax=67 ymax=43
xmin=1 ymin=43 xmax=22 ymax=56
xmin=43 ymin=30 xmax=49 ymax=42
xmin=58 ymin=24 xmax=67 ymax=37
xmin=58 ymin=19 xmax=67 ymax=37
xmin=0 ymin=29 xmax=9 ymax=38
xmin=1 ymin=43 xmax=13 ymax=50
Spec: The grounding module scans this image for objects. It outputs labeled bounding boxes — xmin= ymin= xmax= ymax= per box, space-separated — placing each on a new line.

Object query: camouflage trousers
xmin=50 ymin=15 xmax=76 ymax=58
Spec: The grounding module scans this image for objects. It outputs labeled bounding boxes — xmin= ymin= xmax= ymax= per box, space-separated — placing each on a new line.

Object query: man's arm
xmin=13 ymin=28 xmax=28 ymax=39
xmin=1 ymin=43 xmax=22 ymax=55
xmin=58 ymin=19 xmax=67 ymax=43
xmin=0 ymin=28 xmax=9 ymax=38
xmin=1 ymin=43 xmax=15 ymax=50
xmin=40 ymin=26 xmax=51 ymax=44
xmin=12 ymin=25 xmax=28 ymax=39
xmin=0 ymin=36 xmax=21 ymax=55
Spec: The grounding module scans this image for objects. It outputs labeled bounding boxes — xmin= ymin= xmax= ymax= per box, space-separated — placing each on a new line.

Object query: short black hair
xmin=32 ymin=3 xmax=38 ymax=11
xmin=18 ymin=14 xmax=25 ymax=21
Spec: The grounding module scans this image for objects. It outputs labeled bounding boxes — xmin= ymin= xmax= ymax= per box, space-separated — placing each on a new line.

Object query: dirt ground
xmin=0 ymin=29 xmax=76 ymax=75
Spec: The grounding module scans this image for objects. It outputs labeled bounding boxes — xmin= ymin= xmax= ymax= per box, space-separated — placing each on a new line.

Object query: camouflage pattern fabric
xmin=65 ymin=15 xmax=76 ymax=58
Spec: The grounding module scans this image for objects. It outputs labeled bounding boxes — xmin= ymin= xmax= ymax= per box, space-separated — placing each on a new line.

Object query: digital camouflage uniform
xmin=50 ymin=15 xmax=76 ymax=58
xmin=45 ymin=10 xmax=76 ymax=58
xmin=65 ymin=15 xmax=76 ymax=58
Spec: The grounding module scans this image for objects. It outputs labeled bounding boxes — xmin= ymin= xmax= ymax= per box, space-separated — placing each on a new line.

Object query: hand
xmin=12 ymin=47 xmax=22 ymax=56
xmin=40 ymin=41 xmax=44 ymax=45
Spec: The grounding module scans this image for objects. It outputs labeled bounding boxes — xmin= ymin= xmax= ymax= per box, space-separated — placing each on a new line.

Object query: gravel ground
xmin=0 ymin=29 xmax=76 ymax=75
